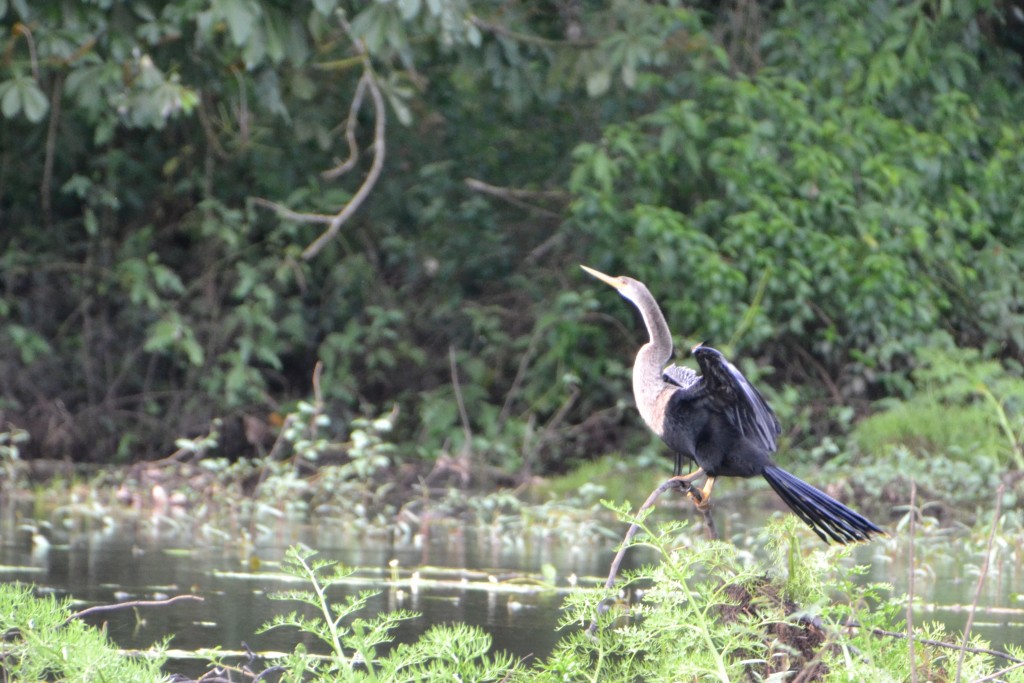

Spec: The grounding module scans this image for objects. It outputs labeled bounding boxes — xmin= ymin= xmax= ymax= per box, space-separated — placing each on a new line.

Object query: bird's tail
xmin=762 ymin=465 xmax=883 ymax=544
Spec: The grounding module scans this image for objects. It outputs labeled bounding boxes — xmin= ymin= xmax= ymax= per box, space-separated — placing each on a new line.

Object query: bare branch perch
xmin=251 ymin=197 xmax=334 ymax=225
xmin=322 ymin=74 xmax=370 ymax=180
xmin=300 ymin=69 xmax=386 ymax=260
xmin=464 ymin=177 xmax=567 ymax=218
xmin=253 ymin=21 xmax=387 ymax=261
xmin=66 ymin=594 xmax=203 ymax=625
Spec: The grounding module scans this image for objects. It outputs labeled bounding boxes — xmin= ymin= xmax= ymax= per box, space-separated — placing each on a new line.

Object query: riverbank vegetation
xmin=2 ymin=0 xmax=1022 ymax=483
xmin=2 ymin=511 xmax=1022 ymax=682
xmin=3 ymin=0 xmax=1024 ymax=679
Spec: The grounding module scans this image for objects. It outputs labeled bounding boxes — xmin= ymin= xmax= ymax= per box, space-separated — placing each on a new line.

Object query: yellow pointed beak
xmin=580 ymin=265 xmax=624 ymax=289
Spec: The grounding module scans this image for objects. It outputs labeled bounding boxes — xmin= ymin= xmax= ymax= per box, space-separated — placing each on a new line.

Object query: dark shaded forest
xmin=2 ymin=0 xmax=1023 ymax=479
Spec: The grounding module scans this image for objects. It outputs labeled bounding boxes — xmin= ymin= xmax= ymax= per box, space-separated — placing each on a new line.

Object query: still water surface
xmin=1 ymin=495 xmax=1021 ymax=677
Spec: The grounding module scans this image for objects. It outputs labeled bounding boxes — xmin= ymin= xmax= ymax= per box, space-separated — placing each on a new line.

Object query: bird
xmin=581 ymin=265 xmax=883 ymax=544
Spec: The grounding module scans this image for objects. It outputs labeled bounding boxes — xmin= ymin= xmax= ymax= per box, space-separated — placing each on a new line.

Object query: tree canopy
xmin=1 ymin=0 xmax=1022 ymax=469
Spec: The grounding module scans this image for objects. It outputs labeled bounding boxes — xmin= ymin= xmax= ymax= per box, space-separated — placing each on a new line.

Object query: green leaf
xmin=312 ymin=0 xmax=337 ymax=14
xmin=144 ymin=319 xmax=181 ymax=353
xmin=586 ymin=69 xmax=612 ymax=97
xmin=215 ymin=0 xmax=260 ymax=46
xmin=0 ymin=76 xmax=48 ymax=122
xmin=20 ymin=79 xmax=48 ymax=122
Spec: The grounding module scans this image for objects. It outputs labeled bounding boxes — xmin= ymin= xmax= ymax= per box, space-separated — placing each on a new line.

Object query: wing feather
xmin=693 ymin=347 xmax=780 ymax=452
xmin=661 ymin=364 xmax=699 ymax=390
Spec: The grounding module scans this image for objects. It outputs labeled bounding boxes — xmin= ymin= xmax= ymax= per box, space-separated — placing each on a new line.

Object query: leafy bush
xmin=569 ymin=1 xmax=1024 ymax=400
xmin=2 ymin=0 xmax=1024 ymax=473
xmin=255 ymin=545 xmax=516 ymax=682
xmin=525 ymin=511 xmax=1024 ymax=682
xmin=854 ymin=341 xmax=1024 ymax=470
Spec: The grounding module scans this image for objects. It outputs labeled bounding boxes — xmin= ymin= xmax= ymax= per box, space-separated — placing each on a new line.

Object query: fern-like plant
xmin=258 ymin=545 xmax=516 ymax=682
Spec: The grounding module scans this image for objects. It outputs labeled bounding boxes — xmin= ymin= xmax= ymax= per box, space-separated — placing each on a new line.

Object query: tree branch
xmin=300 ymin=66 xmax=386 ymax=260
xmin=252 ymin=19 xmax=387 ymax=261
xmin=41 ymin=72 xmax=63 ymax=229
xmin=66 ymin=594 xmax=203 ymax=625
xmin=468 ymin=15 xmax=597 ymax=48
xmin=464 ymin=177 xmax=567 ymax=218
xmin=322 ymin=74 xmax=369 ymax=180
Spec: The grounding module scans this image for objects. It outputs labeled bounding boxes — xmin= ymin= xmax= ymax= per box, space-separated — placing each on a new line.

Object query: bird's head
xmin=580 ymin=265 xmax=651 ymax=305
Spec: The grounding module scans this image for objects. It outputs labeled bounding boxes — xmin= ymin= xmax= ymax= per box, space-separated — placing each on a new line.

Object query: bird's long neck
xmin=631 ymin=294 xmax=673 ymax=432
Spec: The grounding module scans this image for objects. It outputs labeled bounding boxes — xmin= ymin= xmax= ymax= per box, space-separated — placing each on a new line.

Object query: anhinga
xmin=582 ymin=265 xmax=883 ymax=544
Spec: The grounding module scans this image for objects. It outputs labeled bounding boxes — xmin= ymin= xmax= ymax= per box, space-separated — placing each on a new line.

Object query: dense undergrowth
xmin=2 ymin=382 xmax=1023 ymax=680
xmin=3 ymin=0 xmax=1024 ymax=478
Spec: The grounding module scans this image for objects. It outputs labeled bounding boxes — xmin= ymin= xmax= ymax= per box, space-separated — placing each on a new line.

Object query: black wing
xmin=693 ymin=346 xmax=780 ymax=452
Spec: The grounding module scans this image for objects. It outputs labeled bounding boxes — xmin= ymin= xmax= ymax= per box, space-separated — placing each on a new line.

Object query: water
xmin=0 ymin=500 xmax=623 ymax=677
xmin=0 ymin=494 xmax=1020 ymax=678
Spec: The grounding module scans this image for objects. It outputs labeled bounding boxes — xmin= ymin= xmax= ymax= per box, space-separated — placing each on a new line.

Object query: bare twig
xmin=12 ymin=23 xmax=40 ymax=81
xmin=588 ymin=476 xmax=716 ymax=634
xmin=464 ymin=177 xmax=567 ymax=218
xmin=908 ymin=480 xmax=917 ymax=683
xmin=253 ymin=21 xmax=388 ymax=261
xmin=701 ymin=501 xmax=718 ymax=541
xmin=322 ymin=74 xmax=369 ymax=180
xmin=196 ymin=93 xmax=230 ymax=161
xmin=251 ymin=196 xmax=333 ymax=225
xmin=791 ymin=344 xmax=843 ymax=404
xmin=955 ymin=483 xmax=1005 ymax=683
xmin=971 ymin=659 xmax=1024 ymax=683
xmin=468 ymin=14 xmax=597 ymax=48
xmin=67 ymin=594 xmax=203 ymax=625
xmin=448 ymin=345 xmax=473 ymax=485
xmin=864 ymin=626 xmax=1022 ymax=664
xmin=300 ymin=67 xmax=386 ymax=260
xmin=311 ymin=360 xmax=324 ymax=410
xmin=519 ymin=384 xmax=580 ymax=482
xmin=232 ymin=65 xmax=250 ymax=146
xmin=41 ymin=72 xmax=63 ymax=229
xmin=497 ymin=323 xmax=545 ymax=428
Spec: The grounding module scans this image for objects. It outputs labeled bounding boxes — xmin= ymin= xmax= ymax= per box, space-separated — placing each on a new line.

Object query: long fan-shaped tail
xmin=762 ymin=465 xmax=884 ymax=544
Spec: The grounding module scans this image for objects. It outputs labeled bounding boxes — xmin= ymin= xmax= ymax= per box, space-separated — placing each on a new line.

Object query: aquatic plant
xmin=255 ymin=545 xmax=517 ymax=682
xmin=0 ymin=583 xmax=167 ymax=682
xmin=526 ymin=513 xmax=1024 ymax=682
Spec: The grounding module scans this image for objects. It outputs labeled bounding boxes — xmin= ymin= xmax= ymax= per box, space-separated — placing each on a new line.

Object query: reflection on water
xmin=0 ymin=496 xmax=625 ymax=676
xmin=0 ymin=493 xmax=1020 ymax=677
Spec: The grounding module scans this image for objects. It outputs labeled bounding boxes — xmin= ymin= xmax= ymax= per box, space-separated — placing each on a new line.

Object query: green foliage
xmin=569 ymin=0 xmax=1024 ymax=396
xmin=182 ymin=404 xmax=399 ymax=529
xmin=854 ymin=341 xmax=1024 ymax=469
xmin=259 ymin=545 xmax=516 ymax=682
xmin=0 ymin=583 xmax=167 ymax=682
xmin=527 ymin=513 xmax=1024 ymax=682
xmin=2 ymin=0 xmax=1024 ymax=478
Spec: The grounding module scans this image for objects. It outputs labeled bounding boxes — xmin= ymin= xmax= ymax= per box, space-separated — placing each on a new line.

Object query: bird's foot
xmin=688 ymin=476 xmax=716 ymax=511
xmin=686 ymin=489 xmax=708 ymax=510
